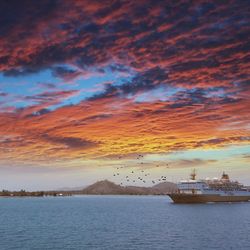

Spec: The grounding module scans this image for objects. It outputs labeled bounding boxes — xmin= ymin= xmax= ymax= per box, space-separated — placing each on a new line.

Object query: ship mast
xmin=190 ymin=169 xmax=196 ymax=180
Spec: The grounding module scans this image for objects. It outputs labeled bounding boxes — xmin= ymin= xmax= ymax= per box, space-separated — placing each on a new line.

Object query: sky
xmin=0 ymin=0 xmax=249 ymax=190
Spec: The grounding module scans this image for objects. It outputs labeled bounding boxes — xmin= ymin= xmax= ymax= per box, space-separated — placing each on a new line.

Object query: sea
xmin=0 ymin=195 xmax=250 ymax=250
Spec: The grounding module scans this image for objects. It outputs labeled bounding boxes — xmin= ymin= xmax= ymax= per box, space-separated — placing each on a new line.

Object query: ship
xmin=168 ymin=170 xmax=250 ymax=203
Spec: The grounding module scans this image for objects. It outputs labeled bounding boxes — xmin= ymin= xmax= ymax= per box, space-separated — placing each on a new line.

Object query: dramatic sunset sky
xmin=0 ymin=0 xmax=249 ymax=190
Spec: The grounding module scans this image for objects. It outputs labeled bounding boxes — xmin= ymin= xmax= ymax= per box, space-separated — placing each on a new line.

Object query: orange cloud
xmin=0 ymin=91 xmax=249 ymax=166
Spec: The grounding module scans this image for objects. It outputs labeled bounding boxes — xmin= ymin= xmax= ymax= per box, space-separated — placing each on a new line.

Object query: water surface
xmin=0 ymin=195 xmax=249 ymax=250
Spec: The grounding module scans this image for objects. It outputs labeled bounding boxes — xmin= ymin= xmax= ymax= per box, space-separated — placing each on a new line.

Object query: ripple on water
xmin=0 ymin=196 xmax=250 ymax=250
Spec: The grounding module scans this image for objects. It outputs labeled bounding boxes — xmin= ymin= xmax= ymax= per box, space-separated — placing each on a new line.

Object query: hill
xmin=80 ymin=180 xmax=177 ymax=195
xmin=81 ymin=180 xmax=126 ymax=195
xmin=152 ymin=182 xmax=178 ymax=194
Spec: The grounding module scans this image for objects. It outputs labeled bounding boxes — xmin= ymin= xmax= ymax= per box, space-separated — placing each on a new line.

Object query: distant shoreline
xmin=0 ymin=193 xmax=169 ymax=198
xmin=1 ymin=180 xmax=177 ymax=197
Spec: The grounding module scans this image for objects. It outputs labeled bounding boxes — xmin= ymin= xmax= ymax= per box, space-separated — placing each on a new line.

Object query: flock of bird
xmin=112 ymin=154 xmax=171 ymax=186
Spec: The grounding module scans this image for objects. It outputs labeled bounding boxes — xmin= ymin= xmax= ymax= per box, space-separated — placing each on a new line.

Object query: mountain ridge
xmin=79 ymin=179 xmax=177 ymax=195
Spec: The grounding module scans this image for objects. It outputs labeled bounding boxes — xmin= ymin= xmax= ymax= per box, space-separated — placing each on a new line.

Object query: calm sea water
xmin=0 ymin=195 xmax=250 ymax=250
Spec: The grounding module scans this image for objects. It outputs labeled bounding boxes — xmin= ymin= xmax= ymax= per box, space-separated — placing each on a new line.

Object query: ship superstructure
xmin=168 ymin=170 xmax=250 ymax=203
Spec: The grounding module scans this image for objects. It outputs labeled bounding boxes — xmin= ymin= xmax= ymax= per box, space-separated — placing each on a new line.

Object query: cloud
xmin=51 ymin=66 xmax=81 ymax=81
xmin=90 ymin=67 xmax=168 ymax=100
xmin=0 ymin=92 xmax=8 ymax=97
xmin=42 ymin=134 xmax=100 ymax=150
xmin=0 ymin=0 xmax=248 ymax=86
xmin=37 ymin=83 xmax=57 ymax=90
xmin=19 ymin=90 xmax=80 ymax=116
xmin=173 ymin=158 xmax=218 ymax=168
xmin=241 ymin=154 xmax=250 ymax=162
xmin=0 ymin=90 xmax=249 ymax=164
xmin=24 ymin=90 xmax=79 ymax=104
xmin=0 ymin=0 xmax=249 ymax=165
